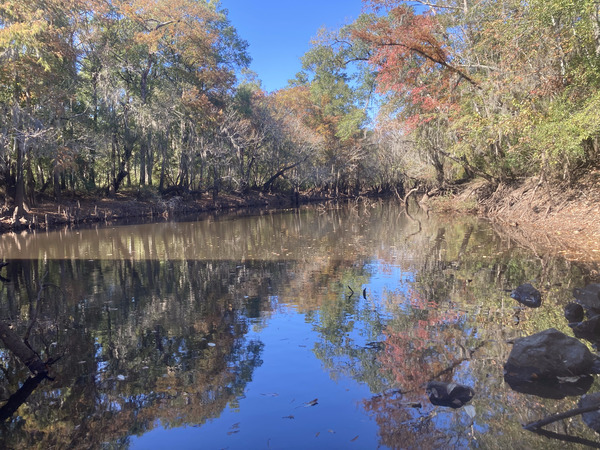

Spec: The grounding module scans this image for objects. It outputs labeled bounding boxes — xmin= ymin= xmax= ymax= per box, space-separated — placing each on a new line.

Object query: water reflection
xmin=0 ymin=201 xmax=599 ymax=449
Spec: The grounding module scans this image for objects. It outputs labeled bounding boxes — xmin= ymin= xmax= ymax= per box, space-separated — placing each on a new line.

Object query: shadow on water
xmin=0 ymin=201 xmax=599 ymax=448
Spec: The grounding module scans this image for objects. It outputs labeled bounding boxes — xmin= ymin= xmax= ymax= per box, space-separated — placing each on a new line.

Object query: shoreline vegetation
xmin=2 ymin=1 xmax=600 ymax=269
xmin=0 ymin=190 xmax=325 ymax=234
xmin=3 ymin=174 xmax=600 ymax=270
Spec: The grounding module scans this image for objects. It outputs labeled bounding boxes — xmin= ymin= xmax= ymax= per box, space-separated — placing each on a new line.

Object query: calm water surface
xmin=0 ymin=201 xmax=599 ymax=449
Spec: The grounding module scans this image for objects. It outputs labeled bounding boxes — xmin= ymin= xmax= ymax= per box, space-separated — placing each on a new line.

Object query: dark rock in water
xmin=570 ymin=315 xmax=600 ymax=348
xmin=564 ymin=302 xmax=585 ymax=323
xmin=505 ymin=373 xmax=593 ymax=399
xmin=579 ymin=392 xmax=600 ymax=433
xmin=426 ymin=381 xmax=474 ymax=409
xmin=573 ymin=284 xmax=600 ymax=315
xmin=510 ymin=283 xmax=542 ymax=308
xmin=504 ymin=328 xmax=600 ymax=380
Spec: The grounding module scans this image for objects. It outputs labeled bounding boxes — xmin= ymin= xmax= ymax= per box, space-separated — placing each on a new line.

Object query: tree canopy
xmin=2 ymin=0 xmax=600 ymax=214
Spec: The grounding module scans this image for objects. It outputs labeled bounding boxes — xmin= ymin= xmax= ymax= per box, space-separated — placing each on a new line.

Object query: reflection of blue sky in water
xmin=131 ymin=309 xmax=380 ymax=449
xmin=131 ymin=259 xmax=417 ymax=449
xmin=364 ymin=259 xmax=415 ymax=309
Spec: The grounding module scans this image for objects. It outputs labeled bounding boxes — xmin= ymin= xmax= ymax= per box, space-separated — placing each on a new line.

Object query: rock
xmin=573 ymin=284 xmax=600 ymax=314
xmin=570 ymin=315 xmax=600 ymax=348
xmin=564 ymin=302 xmax=585 ymax=323
xmin=426 ymin=381 xmax=474 ymax=409
xmin=579 ymin=392 xmax=600 ymax=433
xmin=504 ymin=328 xmax=600 ymax=381
xmin=505 ymin=373 xmax=593 ymax=399
xmin=510 ymin=283 xmax=542 ymax=308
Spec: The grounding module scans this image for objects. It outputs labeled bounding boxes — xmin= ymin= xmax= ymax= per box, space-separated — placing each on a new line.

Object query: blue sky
xmin=221 ymin=0 xmax=365 ymax=93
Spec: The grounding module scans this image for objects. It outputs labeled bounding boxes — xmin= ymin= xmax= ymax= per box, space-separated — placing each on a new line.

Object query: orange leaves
xmin=114 ymin=0 xmax=220 ymax=59
xmin=353 ymin=3 xmax=470 ymax=132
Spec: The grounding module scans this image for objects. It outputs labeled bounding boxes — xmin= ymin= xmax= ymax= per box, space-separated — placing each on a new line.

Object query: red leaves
xmin=353 ymin=3 xmax=474 ymax=130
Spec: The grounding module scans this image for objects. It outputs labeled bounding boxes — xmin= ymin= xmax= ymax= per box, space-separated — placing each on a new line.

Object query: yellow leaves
xmin=0 ymin=17 xmax=47 ymax=48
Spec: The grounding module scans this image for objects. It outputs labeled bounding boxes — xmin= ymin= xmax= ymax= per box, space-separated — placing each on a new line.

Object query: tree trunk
xmin=140 ymin=138 xmax=147 ymax=186
xmin=13 ymin=134 xmax=25 ymax=214
xmin=159 ymin=125 xmax=170 ymax=191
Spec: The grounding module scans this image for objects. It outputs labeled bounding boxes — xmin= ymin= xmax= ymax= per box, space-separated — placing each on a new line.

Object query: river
xmin=0 ymin=200 xmax=598 ymax=449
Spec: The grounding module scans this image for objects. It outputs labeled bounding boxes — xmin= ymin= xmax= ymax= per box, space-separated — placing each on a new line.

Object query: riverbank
xmin=4 ymin=177 xmax=600 ymax=267
xmin=0 ymin=190 xmax=329 ymax=235
xmin=429 ymin=171 xmax=600 ymax=265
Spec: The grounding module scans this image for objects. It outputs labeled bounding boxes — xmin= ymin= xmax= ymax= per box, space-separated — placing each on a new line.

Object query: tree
xmin=77 ymin=0 xmax=249 ymax=195
xmin=0 ymin=0 xmax=95 ymax=211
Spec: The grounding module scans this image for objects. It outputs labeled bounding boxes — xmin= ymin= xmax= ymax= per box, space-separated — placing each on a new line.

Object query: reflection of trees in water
xmin=0 ymin=258 xmax=283 ymax=449
xmin=307 ymin=213 xmax=600 ymax=448
xmin=1 ymin=202 xmax=599 ymax=448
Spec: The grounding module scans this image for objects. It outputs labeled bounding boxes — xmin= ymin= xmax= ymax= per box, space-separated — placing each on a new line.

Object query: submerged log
xmin=0 ymin=373 xmax=46 ymax=422
xmin=0 ymin=321 xmax=47 ymax=376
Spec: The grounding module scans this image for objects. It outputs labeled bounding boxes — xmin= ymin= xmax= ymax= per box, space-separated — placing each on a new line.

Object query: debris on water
xmin=364 ymin=341 xmax=384 ymax=350
xmin=282 ymin=415 xmax=294 ymax=419
xmin=401 ymin=402 xmax=422 ymax=408
xmin=227 ymin=422 xmax=240 ymax=435
xmin=295 ymin=398 xmax=319 ymax=408
xmin=351 ymin=435 xmax=359 ymax=442
xmin=304 ymin=398 xmax=318 ymax=407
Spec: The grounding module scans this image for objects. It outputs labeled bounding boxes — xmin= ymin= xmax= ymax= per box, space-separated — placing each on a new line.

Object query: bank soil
xmin=2 ymin=177 xmax=600 ymax=268
xmin=0 ymin=190 xmax=309 ymax=235
xmin=446 ymin=171 xmax=600 ymax=267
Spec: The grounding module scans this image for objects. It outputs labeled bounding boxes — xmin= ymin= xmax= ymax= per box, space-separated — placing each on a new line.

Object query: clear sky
xmin=221 ymin=0 xmax=365 ymax=93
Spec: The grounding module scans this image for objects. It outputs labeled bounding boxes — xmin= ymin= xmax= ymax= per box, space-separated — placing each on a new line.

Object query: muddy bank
xmin=0 ymin=190 xmax=334 ymax=235
xmin=432 ymin=171 xmax=600 ymax=266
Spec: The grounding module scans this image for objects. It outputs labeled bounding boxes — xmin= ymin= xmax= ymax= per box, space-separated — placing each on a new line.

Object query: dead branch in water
xmin=403 ymin=186 xmax=419 ymax=208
